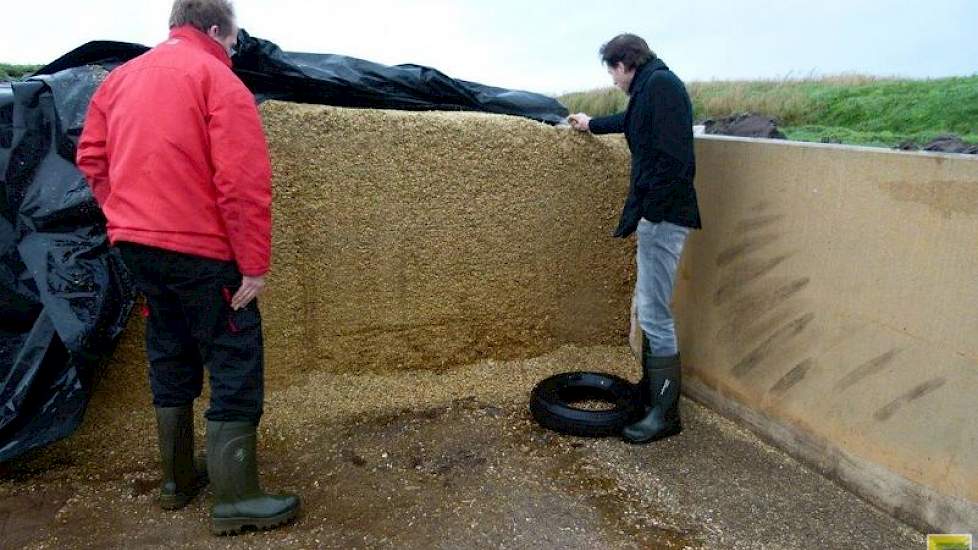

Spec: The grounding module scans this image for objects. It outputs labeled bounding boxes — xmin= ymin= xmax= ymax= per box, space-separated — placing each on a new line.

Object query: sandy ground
xmin=0 ymin=346 xmax=924 ymax=549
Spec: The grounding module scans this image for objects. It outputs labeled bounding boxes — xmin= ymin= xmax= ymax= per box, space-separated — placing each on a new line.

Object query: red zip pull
xmin=221 ymin=287 xmax=241 ymax=333
xmin=140 ymin=304 xmax=150 ymax=318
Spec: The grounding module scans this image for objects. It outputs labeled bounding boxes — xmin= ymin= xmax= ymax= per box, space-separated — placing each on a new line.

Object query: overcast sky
xmin=2 ymin=0 xmax=976 ymax=94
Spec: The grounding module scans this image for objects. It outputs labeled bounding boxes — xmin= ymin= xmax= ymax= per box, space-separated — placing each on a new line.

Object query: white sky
xmin=2 ymin=0 xmax=976 ymax=95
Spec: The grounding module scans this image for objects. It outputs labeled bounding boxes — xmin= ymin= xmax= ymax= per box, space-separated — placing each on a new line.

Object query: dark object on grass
xmin=703 ymin=113 xmax=787 ymax=140
xmin=921 ymin=134 xmax=978 ymax=155
xmin=895 ymin=135 xmax=978 ymax=154
xmin=530 ymin=372 xmax=642 ymax=437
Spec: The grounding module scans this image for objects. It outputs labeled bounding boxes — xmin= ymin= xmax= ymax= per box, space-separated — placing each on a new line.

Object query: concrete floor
xmin=0 ymin=346 xmax=925 ymax=549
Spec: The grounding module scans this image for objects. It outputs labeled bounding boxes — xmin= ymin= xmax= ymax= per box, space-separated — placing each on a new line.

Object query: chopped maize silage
xmin=101 ymin=103 xmax=634 ymax=403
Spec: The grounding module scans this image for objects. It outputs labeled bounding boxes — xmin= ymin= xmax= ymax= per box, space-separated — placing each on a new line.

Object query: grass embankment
xmin=0 ymin=63 xmax=40 ymax=81
xmin=560 ymin=75 xmax=978 ymax=148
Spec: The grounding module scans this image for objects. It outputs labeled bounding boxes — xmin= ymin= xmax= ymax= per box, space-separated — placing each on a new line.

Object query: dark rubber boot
xmin=207 ymin=421 xmax=300 ymax=536
xmin=156 ymin=405 xmax=208 ymax=510
xmin=623 ymin=337 xmax=683 ymax=444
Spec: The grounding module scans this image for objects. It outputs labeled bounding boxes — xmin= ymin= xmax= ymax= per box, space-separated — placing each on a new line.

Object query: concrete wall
xmin=675 ymin=136 xmax=978 ymax=533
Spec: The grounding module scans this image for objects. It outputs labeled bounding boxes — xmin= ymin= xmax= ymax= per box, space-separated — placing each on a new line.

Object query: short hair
xmin=169 ymin=0 xmax=236 ymax=37
xmin=599 ymin=34 xmax=657 ymax=70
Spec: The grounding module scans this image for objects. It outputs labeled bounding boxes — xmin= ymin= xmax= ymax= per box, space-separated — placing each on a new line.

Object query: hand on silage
xmin=232 ymin=275 xmax=266 ymax=310
xmin=568 ymin=113 xmax=592 ymax=132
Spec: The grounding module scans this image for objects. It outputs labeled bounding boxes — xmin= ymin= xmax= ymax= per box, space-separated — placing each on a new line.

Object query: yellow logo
xmin=928 ymin=534 xmax=973 ymax=550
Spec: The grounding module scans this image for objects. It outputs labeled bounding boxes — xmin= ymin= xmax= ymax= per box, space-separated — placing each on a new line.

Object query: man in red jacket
xmin=77 ymin=0 xmax=299 ymax=536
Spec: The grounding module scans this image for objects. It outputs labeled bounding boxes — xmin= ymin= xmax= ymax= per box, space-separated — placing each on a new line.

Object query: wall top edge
xmin=694 ymin=134 xmax=978 ymax=161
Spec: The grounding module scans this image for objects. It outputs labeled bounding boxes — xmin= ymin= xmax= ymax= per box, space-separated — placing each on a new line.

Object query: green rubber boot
xmin=155 ymin=405 xmax=208 ymax=510
xmin=622 ymin=335 xmax=683 ymax=444
xmin=206 ymin=421 xmax=300 ymax=536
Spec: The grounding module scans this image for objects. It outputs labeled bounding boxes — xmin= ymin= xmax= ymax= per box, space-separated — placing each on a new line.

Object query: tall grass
xmin=689 ymin=79 xmax=822 ymax=125
xmin=559 ymin=87 xmax=629 ymax=118
xmin=560 ymin=75 xmax=890 ymax=123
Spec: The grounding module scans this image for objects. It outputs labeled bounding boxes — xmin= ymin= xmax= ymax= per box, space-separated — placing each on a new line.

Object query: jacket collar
xmin=167 ymin=25 xmax=232 ymax=68
xmin=628 ymin=57 xmax=668 ymax=95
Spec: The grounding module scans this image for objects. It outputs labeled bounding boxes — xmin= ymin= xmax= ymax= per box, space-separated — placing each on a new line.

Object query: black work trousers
xmin=117 ymin=242 xmax=264 ymax=425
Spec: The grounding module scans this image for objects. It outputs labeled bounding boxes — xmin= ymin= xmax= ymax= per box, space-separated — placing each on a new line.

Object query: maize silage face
xmin=106 ymin=103 xmax=634 ymax=390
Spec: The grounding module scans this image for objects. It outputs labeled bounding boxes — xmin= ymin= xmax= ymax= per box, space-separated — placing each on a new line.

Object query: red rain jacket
xmin=77 ymin=26 xmax=272 ymax=276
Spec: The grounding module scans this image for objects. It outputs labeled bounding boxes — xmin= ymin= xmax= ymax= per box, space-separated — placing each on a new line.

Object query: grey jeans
xmin=631 ymin=219 xmax=690 ymax=357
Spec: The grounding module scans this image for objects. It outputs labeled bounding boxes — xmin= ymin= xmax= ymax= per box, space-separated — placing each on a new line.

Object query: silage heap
xmin=105 ymin=103 xmax=635 ymax=402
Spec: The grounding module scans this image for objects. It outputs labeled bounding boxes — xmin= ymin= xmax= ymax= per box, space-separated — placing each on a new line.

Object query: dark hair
xmin=169 ymin=0 xmax=235 ymax=37
xmin=599 ymin=34 xmax=656 ymax=70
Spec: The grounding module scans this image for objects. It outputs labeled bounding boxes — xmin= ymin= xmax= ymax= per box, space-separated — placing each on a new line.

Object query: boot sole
xmin=159 ymin=495 xmax=195 ymax=511
xmin=211 ymin=506 xmax=299 ymax=536
xmin=622 ymin=424 xmax=682 ymax=445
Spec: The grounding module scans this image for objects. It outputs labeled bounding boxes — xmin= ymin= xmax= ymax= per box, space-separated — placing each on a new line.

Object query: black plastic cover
xmin=33 ymin=30 xmax=569 ymax=124
xmin=0 ymin=72 xmax=133 ymax=463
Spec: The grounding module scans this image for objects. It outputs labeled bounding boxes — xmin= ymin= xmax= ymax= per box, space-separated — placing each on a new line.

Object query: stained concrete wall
xmin=674 ymin=136 xmax=978 ymax=533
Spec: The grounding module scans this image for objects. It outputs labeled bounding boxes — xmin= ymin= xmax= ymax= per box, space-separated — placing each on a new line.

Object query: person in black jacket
xmin=569 ymin=34 xmax=701 ymax=444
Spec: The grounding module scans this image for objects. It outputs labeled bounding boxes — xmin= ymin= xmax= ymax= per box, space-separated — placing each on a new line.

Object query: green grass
xmin=559 ymin=74 xmax=978 ymax=148
xmin=0 ymin=63 xmax=40 ymax=81
xmin=559 ymin=88 xmax=630 ymax=119
xmin=783 ymin=126 xmax=978 ymax=149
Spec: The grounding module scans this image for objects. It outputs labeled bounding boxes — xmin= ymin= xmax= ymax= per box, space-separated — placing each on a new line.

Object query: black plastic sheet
xmin=231 ymin=31 xmax=569 ymax=124
xmin=32 ymin=30 xmax=569 ymax=124
xmin=1 ymin=32 xmax=567 ymax=462
xmin=1 ymin=72 xmax=133 ymax=463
